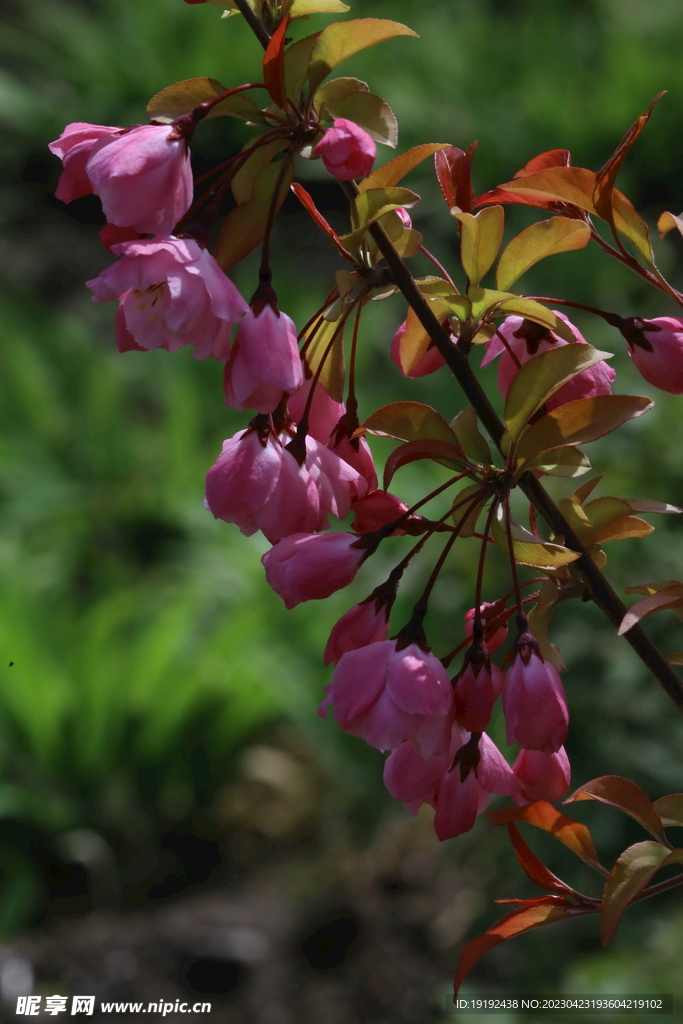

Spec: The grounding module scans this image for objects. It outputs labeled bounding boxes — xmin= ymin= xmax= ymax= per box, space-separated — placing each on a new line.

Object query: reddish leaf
xmin=654 ymin=794 xmax=683 ymax=827
xmin=453 ymin=899 xmax=590 ymax=998
xmin=383 ymin=438 xmax=467 ymax=490
xmin=474 ymin=185 xmax=582 ymax=216
xmin=481 ymin=166 xmax=597 ymax=214
xmin=487 ymin=802 xmax=603 ymax=870
xmin=363 ymin=401 xmax=458 ymax=444
xmin=290 ymin=182 xmax=354 ymax=260
xmin=513 ymin=149 xmax=571 ymax=178
xmin=593 ymin=93 xmax=665 ymax=221
xmin=263 ymin=15 xmax=290 ymax=109
xmin=601 ymin=841 xmax=683 ymax=945
xmin=434 ymin=142 xmax=478 ymax=212
xmin=565 ymin=776 xmax=669 ymax=845
xmin=507 ymin=822 xmax=576 ymax=897
xmin=618 ymin=584 xmax=683 ymax=636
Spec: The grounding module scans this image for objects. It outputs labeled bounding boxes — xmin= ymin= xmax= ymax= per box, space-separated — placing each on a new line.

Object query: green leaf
xmin=383 ymin=438 xmax=467 ymax=489
xmin=521 ymin=446 xmax=591 ymax=478
xmin=496 ymin=217 xmax=590 ymax=291
xmin=231 ymin=139 xmax=288 ymax=204
xmin=147 ymin=78 xmax=268 ymax=125
xmin=363 ymin=401 xmax=458 ymax=444
xmin=565 ymin=776 xmax=670 ymax=845
xmin=583 ymin=496 xmax=636 ymax=530
xmin=340 ymin=186 xmax=420 ymax=252
xmin=450 ymin=407 xmax=491 ymax=464
xmin=314 ymin=75 xmax=369 ymax=112
xmin=288 ymin=0 xmax=350 ymax=17
xmin=492 ymin=506 xmax=580 ymax=569
xmin=653 ymin=794 xmax=683 ymax=827
xmin=215 ymin=158 xmax=293 ymax=270
xmin=301 ymin=315 xmax=345 ymax=402
xmin=308 ymin=18 xmax=418 ymax=93
xmin=466 ymin=290 xmax=574 ymax=341
xmin=487 ymin=802 xmax=604 ymax=870
xmin=329 ymin=91 xmax=398 ymax=146
xmin=361 ymin=143 xmax=450 ymax=192
xmin=504 ymin=345 xmax=614 ymax=441
xmin=527 ymin=580 xmax=566 ymax=672
xmin=514 ymin=396 xmax=653 ymax=465
xmin=601 ymin=841 xmax=683 ymax=946
xmin=375 ymin=210 xmax=423 ymax=258
xmin=455 ymin=207 xmax=504 ymax=286
xmin=284 ymin=32 xmax=321 ymax=99
xmin=415 ymin=276 xmax=459 ymax=298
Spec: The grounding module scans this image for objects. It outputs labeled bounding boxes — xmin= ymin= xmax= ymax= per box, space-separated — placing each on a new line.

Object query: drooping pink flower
xmin=482 ymin=312 xmax=615 ymax=409
xmin=627 ymin=317 xmax=683 ymax=394
xmin=205 ymin=427 xmax=319 ymax=543
xmin=49 ymin=123 xmax=121 ymax=203
xmin=351 ymin=490 xmax=410 ymax=534
xmin=464 ymin=602 xmax=509 ymax=653
xmin=287 ymin=378 xmax=344 ymax=443
xmin=98 ymin=223 xmax=142 ymax=252
xmin=513 ymin=747 xmax=571 ymax=805
xmin=313 ymin=118 xmax=376 ymax=181
xmin=304 ymin=437 xmax=368 ymax=527
xmin=85 ymin=123 xmax=194 ymax=236
xmin=391 ymin=321 xmax=446 ymax=377
xmin=223 ymin=305 xmax=303 ymax=413
xmin=328 ymin=434 xmax=378 ymax=491
xmin=262 ymin=532 xmax=365 ymax=609
xmin=323 ymin=596 xmax=392 ymax=666
xmin=453 ymin=656 xmax=504 ymax=733
xmin=503 ymin=634 xmax=569 ymax=754
xmin=87 ymin=236 xmax=248 ymax=360
xmin=320 ymin=640 xmax=454 ymax=758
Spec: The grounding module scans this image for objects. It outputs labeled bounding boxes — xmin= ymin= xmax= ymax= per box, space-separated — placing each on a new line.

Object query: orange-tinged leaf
xmin=657 ymin=210 xmax=683 ymax=239
xmin=363 ymin=401 xmax=458 ymax=444
xmin=397 ymin=302 xmax=452 ymax=375
xmin=507 ymin=822 xmax=576 ymax=896
xmin=308 ymin=18 xmax=418 ymax=92
xmin=215 ymin=158 xmax=293 ymax=270
xmin=496 ymin=217 xmax=590 ymax=291
xmin=654 ymin=794 xmax=683 ymax=826
xmin=583 ymin=496 xmax=633 ymax=530
xmin=668 ymin=652 xmax=683 ymax=665
xmin=612 ymin=190 xmax=656 ymax=267
xmin=618 ymin=584 xmax=683 ymax=636
xmin=514 ymin=396 xmax=653 ymax=465
xmin=290 ymin=182 xmax=352 ymax=258
xmin=572 ymin=474 xmax=604 ymax=506
xmin=361 ymin=143 xmax=450 ymax=192
xmin=288 ymin=0 xmax=350 ymax=16
xmin=435 ymin=143 xmax=478 ymax=212
xmin=263 ymin=14 xmax=290 ymax=109
xmin=492 ymin=508 xmax=580 ymax=569
xmin=301 ymin=313 xmax=345 ymax=402
xmin=383 ymin=438 xmax=467 ymax=489
xmin=565 ymin=776 xmax=669 ymax=844
xmin=453 ymin=900 xmax=587 ymax=998
xmin=593 ymin=93 xmax=665 ymax=222
xmin=520 ymin=446 xmax=591 ymax=478
xmin=455 ymin=206 xmax=504 ymax=287
xmin=486 ymin=802 xmax=603 ymax=870
xmin=147 ymin=78 xmax=268 ymax=125
xmin=595 ymin=515 xmax=653 ymax=544
xmin=601 ymin=840 xmax=682 ymax=945
xmin=513 ymin=149 xmax=571 ymax=178
xmin=481 ymin=166 xmax=598 ymax=214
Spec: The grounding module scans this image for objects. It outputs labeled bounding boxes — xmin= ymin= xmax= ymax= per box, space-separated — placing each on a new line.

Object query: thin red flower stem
xmin=418 ymin=245 xmax=460 ymax=294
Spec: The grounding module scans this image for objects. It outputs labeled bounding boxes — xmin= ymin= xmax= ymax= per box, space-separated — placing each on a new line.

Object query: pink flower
xmin=464 ymin=602 xmax=509 ymax=653
xmin=482 ymin=312 xmax=615 ymax=409
xmin=98 ymin=223 xmax=142 ymax=252
xmin=287 ymin=378 xmax=344 ymax=443
xmin=85 ymin=123 xmax=193 ymax=235
xmin=351 ymin=490 xmax=410 ymax=534
xmin=396 ymin=207 xmax=413 ymax=229
xmin=323 ymin=597 xmax=391 ymax=666
xmin=304 ymin=438 xmax=368 ymax=527
xmin=320 ymin=640 xmax=454 ymax=758
xmin=313 ymin=118 xmax=376 ymax=181
xmin=262 ymin=532 xmax=365 ymax=608
xmin=503 ymin=635 xmax=569 ymax=754
xmin=87 ymin=236 xmax=248 ymax=360
xmin=391 ymin=321 xmax=446 ymax=377
xmin=49 ymin=123 xmax=121 ymax=203
xmin=454 ymin=657 xmax=504 ymax=732
xmin=513 ymin=747 xmax=571 ymax=805
xmin=328 ymin=434 xmax=378 ymax=491
xmin=627 ymin=317 xmax=683 ymax=394
xmin=223 ymin=305 xmax=303 ymax=413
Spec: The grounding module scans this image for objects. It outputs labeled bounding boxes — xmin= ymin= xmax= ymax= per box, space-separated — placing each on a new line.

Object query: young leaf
xmin=653 ymin=794 xmax=683 ymax=827
xmin=383 ymin=438 xmax=467 ymax=489
xmin=290 ymin=182 xmax=354 ymax=259
xmin=601 ymin=840 xmax=683 ymax=946
xmin=450 ymin=407 xmax=491 ymax=464
xmin=595 ymin=516 xmax=653 ymax=544
xmin=396 ymin=301 xmax=452 ymax=375
xmin=147 ymin=78 xmax=268 ymax=124
xmin=487 ymin=801 xmax=603 ymax=870
xmin=520 ymin=446 xmax=591 ymax=479
xmin=593 ymin=93 xmax=665 ymax=223
xmin=492 ymin=506 xmax=580 ymax=569
xmin=514 ymin=396 xmax=653 ymax=465
xmin=583 ymin=496 xmax=634 ymax=530
xmin=451 ymin=483 xmax=486 ymax=536
xmin=314 ymin=76 xmax=369 ymax=111
xmin=361 ymin=143 xmax=451 ymax=192
xmin=215 ymin=158 xmax=294 ymax=270
xmin=476 ymin=166 xmax=598 ymax=214
xmin=284 ymin=31 xmax=321 ymax=99
xmin=455 ymin=207 xmax=504 ymax=286
xmin=363 ymin=401 xmax=458 ymax=444
xmin=232 ymin=139 xmax=288 ymax=204
xmin=263 ymin=15 xmax=290 ymax=109
xmin=565 ymin=776 xmax=670 ymax=845
xmin=618 ymin=584 xmax=683 ymax=636
xmin=494 ymin=299 xmax=576 ymax=342
xmin=508 ymin=822 xmax=577 ymax=896
xmin=453 ymin=900 xmax=587 ymax=998
xmin=340 ymin=187 xmax=420 ymax=252
xmin=308 ymin=19 xmax=418 ymax=93
xmin=435 ymin=142 xmax=478 ymax=212
xmin=288 ymin=0 xmax=350 ymax=16
xmin=504 ymin=345 xmax=614 ymax=442
xmin=528 ymin=580 xmax=567 ymax=672
xmin=612 ymin=190 xmax=656 ymax=267
xmin=657 ymin=211 xmax=683 ymax=239
xmin=572 ymin=474 xmax=604 ymax=506
xmin=513 ymin=149 xmax=571 ymax=178
xmin=496 ymin=217 xmax=590 ymax=291
xmin=324 ymin=91 xmax=398 ymax=146
xmin=627 ymin=499 xmax=682 ymax=515
xmin=301 ymin=314 xmax=345 ymax=401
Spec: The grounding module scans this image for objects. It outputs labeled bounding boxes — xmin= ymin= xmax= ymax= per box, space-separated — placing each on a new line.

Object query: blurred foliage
xmin=1 ymin=0 xmax=683 ymax=1011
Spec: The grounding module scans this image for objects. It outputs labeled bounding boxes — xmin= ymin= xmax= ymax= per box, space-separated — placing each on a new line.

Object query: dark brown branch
xmin=232 ymin=0 xmax=272 ymax=49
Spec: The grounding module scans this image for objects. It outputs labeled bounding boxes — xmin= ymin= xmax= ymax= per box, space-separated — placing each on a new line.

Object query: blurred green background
xmin=2 ymin=0 xmax=683 ymax=1019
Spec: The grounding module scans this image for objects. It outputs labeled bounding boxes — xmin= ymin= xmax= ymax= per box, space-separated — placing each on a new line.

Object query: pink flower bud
xmin=320 ymin=640 xmax=454 ymax=758
xmin=627 ymin=317 xmax=683 ymax=393
xmin=351 ymin=490 xmax=409 ymax=534
xmin=313 ymin=118 xmax=376 ymax=181
xmin=391 ymin=321 xmax=446 ymax=377
xmin=453 ymin=659 xmax=504 ymax=732
xmin=323 ymin=598 xmax=391 ymax=666
xmin=87 ymin=237 xmax=248 ymax=360
xmin=262 ymin=532 xmax=364 ymax=608
xmin=464 ymin=602 xmax=509 ymax=653
xmin=396 ymin=207 xmax=413 ymax=229
xmin=482 ymin=312 xmax=615 ymax=410
xmin=287 ymin=378 xmax=344 ymax=443
xmin=503 ymin=637 xmax=569 ymax=754
xmin=223 ymin=305 xmax=303 ymax=413
xmin=85 ymin=124 xmax=194 ymax=236
xmin=512 ymin=747 xmax=571 ymax=805
xmin=49 ymin=123 xmax=121 ymax=203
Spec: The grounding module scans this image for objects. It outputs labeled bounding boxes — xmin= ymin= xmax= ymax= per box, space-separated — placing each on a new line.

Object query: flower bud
xmin=223 ymin=305 xmax=303 ymax=413
xmin=464 ymin=602 xmax=508 ymax=653
xmin=350 ymin=490 xmax=409 ymax=534
xmin=627 ymin=316 xmax=683 ymax=393
xmin=391 ymin=321 xmax=446 ymax=377
xmin=313 ymin=118 xmax=376 ymax=181
xmin=454 ymin=657 xmax=504 ymax=732
xmin=512 ymin=747 xmax=571 ymax=805
xmin=323 ymin=597 xmax=391 ymax=666
xmin=262 ymin=532 xmax=365 ymax=609
xmin=503 ymin=634 xmax=569 ymax=754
